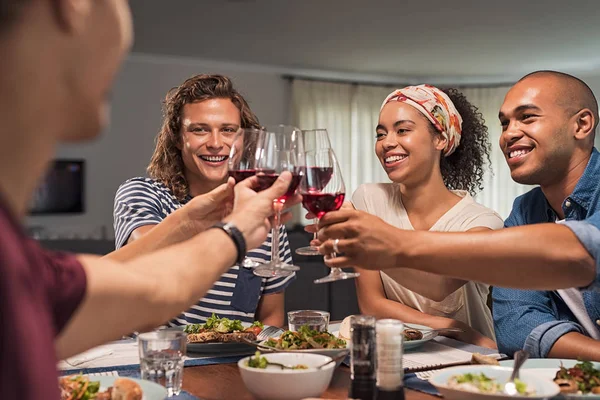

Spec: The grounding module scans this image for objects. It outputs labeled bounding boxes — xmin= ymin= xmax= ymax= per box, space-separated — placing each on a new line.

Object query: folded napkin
xmin=65 ymin=348 xmax=114 ymax=367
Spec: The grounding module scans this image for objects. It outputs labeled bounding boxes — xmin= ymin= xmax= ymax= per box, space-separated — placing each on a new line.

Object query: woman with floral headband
xmin=318 ymin=85 xmax=502 ymax=347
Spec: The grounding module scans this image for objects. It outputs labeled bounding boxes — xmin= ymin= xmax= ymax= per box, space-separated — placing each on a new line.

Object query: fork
xmin=257 ymin=326 xmax=285 ymax=341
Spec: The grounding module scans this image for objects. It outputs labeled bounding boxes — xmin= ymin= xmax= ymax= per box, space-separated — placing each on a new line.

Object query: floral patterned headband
xmin=381 ymin=84 xmax=463 ymax=157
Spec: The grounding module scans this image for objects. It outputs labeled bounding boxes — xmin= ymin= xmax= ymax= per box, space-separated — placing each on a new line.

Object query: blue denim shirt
xmin=493 ymin=148 xmax=600 ymax=358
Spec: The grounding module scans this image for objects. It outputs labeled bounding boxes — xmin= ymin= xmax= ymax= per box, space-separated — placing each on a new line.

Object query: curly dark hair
xmin=431 ymin=88 xmax=492 ymax=195
xmin=147 ymin=74 xmax=260 ymax=201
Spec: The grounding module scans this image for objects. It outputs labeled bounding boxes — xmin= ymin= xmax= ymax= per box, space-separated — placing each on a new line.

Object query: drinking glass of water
xmin=138 ymin=330 xmax=186 ymax=396
xmin=288 ymin=310 xmax=330 ymax=332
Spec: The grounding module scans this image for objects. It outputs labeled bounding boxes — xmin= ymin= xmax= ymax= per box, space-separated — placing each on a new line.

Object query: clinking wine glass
xmin=295 ymin=128 xmax=333 ymax=256
xmin=299 ymin=149 xmax=360 ymax=284
xmin=228 ymin=127 xmax=262 ymax=268
xmin=252 ymin=125 xmax=305 ymax=278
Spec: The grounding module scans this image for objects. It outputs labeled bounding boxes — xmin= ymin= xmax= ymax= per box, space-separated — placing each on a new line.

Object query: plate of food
xmin=258 ymin=325 xmax=349 ymax=364
xmin=402 ymin=323 xmax=437 ymax=350
xmin=176 ymin=314 xmax=270 ymax=355
xmin=429 ymin=365 xmax=560 ymax=399
xmin=499 ymin=359 xmax=600 ymax=398
xmin=335 ymin=317 xmax=435 ymax=350
xmin=59 ymin=374 xmax=167 ymax=400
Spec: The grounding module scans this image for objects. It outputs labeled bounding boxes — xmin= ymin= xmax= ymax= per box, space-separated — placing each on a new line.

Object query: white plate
xmin=403 ymin=323 xmax=436 ymax=350
xmin=430 ymin=365 xmax=560 ymax=400
xmin=334 ymin=323 xmax=434 ymax=350
xmin=499 ymin=358 xmax=600 ymax=399
xmin=61 ymin=376 xmax=167 ymax=400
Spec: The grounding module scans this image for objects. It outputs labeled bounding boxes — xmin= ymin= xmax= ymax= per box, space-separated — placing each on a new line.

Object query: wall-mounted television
xmin=28 ymin=160 xmax=85 ymax=215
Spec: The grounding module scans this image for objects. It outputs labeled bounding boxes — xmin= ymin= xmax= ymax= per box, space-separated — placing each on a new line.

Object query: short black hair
xmin=519 ymin=70 xmax=599 ymax=133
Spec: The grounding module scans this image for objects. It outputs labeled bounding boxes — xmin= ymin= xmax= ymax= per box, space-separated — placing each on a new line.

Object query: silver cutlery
xmin=257 ymin=326 xmax=285 ymax=341
xmin=503 ymin=350 xmax=529 ymax=395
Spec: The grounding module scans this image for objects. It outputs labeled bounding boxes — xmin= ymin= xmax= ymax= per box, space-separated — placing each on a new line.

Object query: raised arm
xmin=108 ymin=179 xmax=234 ymax=262
xmin=308 ymin=208 xmax=483 ymax=301
xmin=55 ymin=173 xmax=299 ymax=358
xmin=318 ymin=210 xmax=596 ymax=290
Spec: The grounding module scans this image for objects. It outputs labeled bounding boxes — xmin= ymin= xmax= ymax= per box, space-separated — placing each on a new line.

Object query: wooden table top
xmin=182 ymin=363 xmax=437 ymax=400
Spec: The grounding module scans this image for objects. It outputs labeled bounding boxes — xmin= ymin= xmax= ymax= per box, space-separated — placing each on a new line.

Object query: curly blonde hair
xmin=147 ymin=74 xmax=260 ymax=201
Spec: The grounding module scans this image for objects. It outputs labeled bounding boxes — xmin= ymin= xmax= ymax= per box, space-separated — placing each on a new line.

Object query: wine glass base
xmin=314 ymin=271 xmax=360 ymax=284
xmin=238 ymin=257 xmax=260 ymax=268
xmin=253 ymin=263 xmax=300 ymax=278
xmin=295 ymin=246 xmax=321 ymax=256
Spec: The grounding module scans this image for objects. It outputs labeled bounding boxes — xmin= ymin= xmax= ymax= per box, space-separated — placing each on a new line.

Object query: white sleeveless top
xmin=352 ymin=183 xmax=504 ymax=339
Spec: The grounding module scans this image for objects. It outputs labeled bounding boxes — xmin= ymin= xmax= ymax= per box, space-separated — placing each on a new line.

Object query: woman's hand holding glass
xmin=316 ymin=208 xmax=403 ymax=272
xmin=299 ymin=149 xmax=359 ymax=284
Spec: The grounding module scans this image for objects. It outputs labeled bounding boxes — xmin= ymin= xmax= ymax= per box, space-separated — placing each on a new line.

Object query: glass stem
xmin=312 ymin=218 xmax=318 ymax=245
xmin=270 ymin=201 xmax=283 ymax=265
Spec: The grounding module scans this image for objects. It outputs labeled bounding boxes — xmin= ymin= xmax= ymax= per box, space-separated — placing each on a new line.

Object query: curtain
xmin=291 ymin=79 xmax=533 ymax=222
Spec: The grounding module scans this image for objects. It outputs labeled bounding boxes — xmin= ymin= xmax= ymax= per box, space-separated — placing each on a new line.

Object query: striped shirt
xmin=113 ymin=177 xmax=295 ymax=325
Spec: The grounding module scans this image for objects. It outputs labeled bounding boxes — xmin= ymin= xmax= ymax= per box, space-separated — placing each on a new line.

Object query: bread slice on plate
xmin=187 ymin=331 xmax=256 ymax=344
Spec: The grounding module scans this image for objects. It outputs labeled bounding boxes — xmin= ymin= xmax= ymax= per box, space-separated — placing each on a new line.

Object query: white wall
xmin=26 ymin=54 xmax=291 ymax=238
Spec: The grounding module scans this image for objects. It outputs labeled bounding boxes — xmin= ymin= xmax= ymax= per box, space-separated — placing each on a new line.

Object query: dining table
xmin=182 ymin=363 xmax=438 ymax=400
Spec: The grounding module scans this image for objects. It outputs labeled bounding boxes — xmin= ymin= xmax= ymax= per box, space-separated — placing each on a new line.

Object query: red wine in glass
xmin=302 ymin=192 xmax=345 ymax=219
xmin=255 ymin=170 xmax=302 ymax=202
xmin=228 ymin=169 xmax=256 ymax=183
xmin=300 ymin=166 xmax=333 ymax=191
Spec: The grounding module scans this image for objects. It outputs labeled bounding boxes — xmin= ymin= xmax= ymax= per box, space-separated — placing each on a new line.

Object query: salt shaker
xmin=348 ymin=315 xmax=377 ymax=400
xmin=375 ymin=319 xmax=405 ymax=400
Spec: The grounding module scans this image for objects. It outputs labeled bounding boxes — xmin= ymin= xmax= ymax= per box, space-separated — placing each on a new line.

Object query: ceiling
xmin=130 ymin=0 xmax=600 ymax=84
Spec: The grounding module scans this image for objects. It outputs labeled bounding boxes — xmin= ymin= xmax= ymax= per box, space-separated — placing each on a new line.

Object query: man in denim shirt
xmin=493 ymin=71 xmax=600 ymax=359
xmin=317 ymin=71 xmax=599 ymax=359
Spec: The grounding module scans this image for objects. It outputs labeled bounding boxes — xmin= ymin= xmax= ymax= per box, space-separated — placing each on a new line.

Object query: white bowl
xmin=238 ymin=352 xmax=336 ymax=400
xmin=429 ymin=365 xmax=560 ymax=400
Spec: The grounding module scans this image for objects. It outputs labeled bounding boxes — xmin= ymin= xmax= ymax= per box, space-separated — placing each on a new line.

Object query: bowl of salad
xmin=238 ymin=352 xmax=335 ymax=400
xmin=258 ymin=325 xmax=349 ymax=365
xmin=429 ymin=365 xmax=560 ymax=400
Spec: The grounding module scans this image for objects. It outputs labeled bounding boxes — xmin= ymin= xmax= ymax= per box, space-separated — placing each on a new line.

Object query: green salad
xmin=247 ymin=351 xmax=269 ymax=369
xmin=59 ymin=374 xmax=101 ymax=400
xmin=264 ymin=325 xmax=346 ymax=350
xmin=448 ymin=373 xmax=531 ymax=395
xmin=246 ymin=351 xmax=308 ymax=370
xmin=554 ymin=360 xmax=600 ymax=394
xmin=183 ymin=313 xmax=263 ymax=334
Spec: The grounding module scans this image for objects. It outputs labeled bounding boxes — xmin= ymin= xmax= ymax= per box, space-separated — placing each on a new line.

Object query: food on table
xmin=338 ymin=315 xmax=352 ymax=341
xmin=554 ymin=360 xmax=600 ymax=394
xmin=246 ymin=351 xmax=308 ymax=370
xmin=59 ymin=375 xmax=142 ymax=400
xmin=471 ymin=353 xmax=500 ymax=366
xmin=403 ymin=328 xmax=424 ymax=341
xmin=264 ymin=325 xmax=346 ymax=350
xmin=183 ymin=313 xmax=263 ymax=343
xmin=110 ymin=378 xmax=143 ymax=400
xmin=447 ymin=372 xmax=533 ymax=395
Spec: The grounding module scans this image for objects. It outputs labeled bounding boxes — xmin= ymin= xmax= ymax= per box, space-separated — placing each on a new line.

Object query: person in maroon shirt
xmin=0 ymin=1 xmax=300 ymax=399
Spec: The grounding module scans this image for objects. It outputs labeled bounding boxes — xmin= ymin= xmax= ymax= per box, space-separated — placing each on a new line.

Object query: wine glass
xmin=299 ymin=149 xmax=360 ymax=284
xmin=295 ymin=129 xmax=333 ymax=256
xmin=228 ymin=127 xmax=262 ymax=268
xmin=252 ymin=125 xmax=305 ymax=278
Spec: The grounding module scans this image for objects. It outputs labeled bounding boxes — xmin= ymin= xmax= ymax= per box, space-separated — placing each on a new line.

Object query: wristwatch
xmin=211 ymin=222 xmax=247 ymax=265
